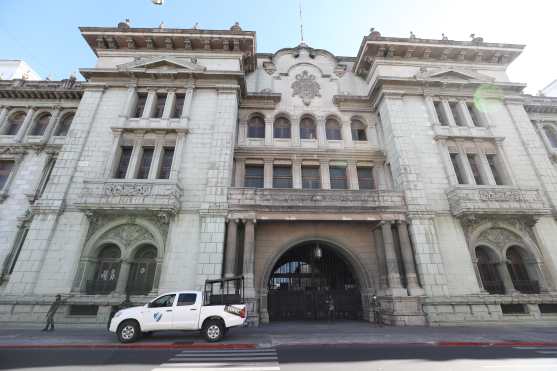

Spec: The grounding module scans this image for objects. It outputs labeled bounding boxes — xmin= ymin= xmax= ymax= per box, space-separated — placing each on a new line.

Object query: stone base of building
xmin=379 ymin=296 xmax=427 ymax=326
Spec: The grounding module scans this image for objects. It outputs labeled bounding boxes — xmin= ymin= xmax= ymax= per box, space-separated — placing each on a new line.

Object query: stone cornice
xmin=239 ymin=92 xmax=282 ymax=110
xmin=0 ymin=79 xmax=83 ymax=100
xmin=524 ymin=95 xmax=557 ymax=113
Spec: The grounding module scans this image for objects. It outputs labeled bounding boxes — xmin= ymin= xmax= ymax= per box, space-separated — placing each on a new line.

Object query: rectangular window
xmin=450 ymin=153 xmax=466 ymax=184
xmin=330 ymin=166 xmax=348 ymax=189
xmin=153 ymin=93 xmax=167 ymax=118
xmin=467 ymin=154 xmax=484 ymax=185
xmin=273 ymin=166 xmax=292 ymax=188
xmin=134 ymin=93 xmax=148 ymax=118
xmin=137 ymin=147 xmax=154 ymax=179
xmin=158 ymin=147 xmax=175 ymax=179
xmin=486 ymin=154 xmax=504 ymax=185
xmin=173 ymin=94 xmax=185 ymax=118
xmin=36 ymin=157 xmax=56 ymax=199
xmin=357 ymin=167 xmax=374 ymax=190
xmin=69 ymin=305 xmax=99 ymax=316
xmin=244 ymin=165 xmax=264 ymax=188
xmin=2 ymin=226 xmax=29 ymax=276
xmin=0 ymin=160 xmax=15 ymax=189
xmin=467 ymin=102 xmax=482 ymax=127
xmin=302 ymin=166 xmax=321 ymax=189
xmin=177 ymin=293 xmax=197 ymax=306
xmin=449 ymin=102 xmax=464 ymax=126
xmin=434 ymin=101 xmax=447 ymax=126
xmin=115 ymin=147 xmax=133 ymax=179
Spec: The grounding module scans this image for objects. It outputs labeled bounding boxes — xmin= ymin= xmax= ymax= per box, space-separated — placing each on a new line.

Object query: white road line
xmin=535 ymin=350 xmax=557 ymax=354
xmin=153 ymin=367 xmax=280 ymax=371
xmin=482 ymin=364 xmax=557 ymax=368
xmin=513 ymin=346 xmax=557 ymax=350
xmin=173 ymin=353 xmax=277 ymax=357
xmin=176 ymin=350 xmax=276 ymax=354
xmin=168 ymin=357 xmax=278 ymax=362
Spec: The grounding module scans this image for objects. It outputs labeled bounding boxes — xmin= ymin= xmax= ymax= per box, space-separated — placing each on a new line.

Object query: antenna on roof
xmin=299 ymin=0 xmax=305 ymax=45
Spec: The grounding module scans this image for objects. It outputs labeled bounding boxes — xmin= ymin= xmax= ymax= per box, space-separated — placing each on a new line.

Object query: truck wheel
xmin=203 ymin=320 xmax=224 ymax=342
xmin=117 ymin=320 xmax=140 ymax=343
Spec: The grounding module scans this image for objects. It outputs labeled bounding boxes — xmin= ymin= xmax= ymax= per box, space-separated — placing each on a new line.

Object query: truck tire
xmin=203 ymin=319 xmax=224 ymax=342
xmin=117 ymin=320 xmax=140 ymax=343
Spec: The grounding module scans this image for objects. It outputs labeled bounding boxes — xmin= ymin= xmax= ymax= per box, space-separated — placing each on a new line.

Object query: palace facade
xmin=2 ymin=22 xmax=557 ymax=326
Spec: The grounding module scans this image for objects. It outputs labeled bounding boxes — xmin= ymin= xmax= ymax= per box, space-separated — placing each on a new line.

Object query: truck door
xmin=172 ymin=293 xmax=200 ymax=330
xmin=141 ymin=293 xmax=176 ymax=331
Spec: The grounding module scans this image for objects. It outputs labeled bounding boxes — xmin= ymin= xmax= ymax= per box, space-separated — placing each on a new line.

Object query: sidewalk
xmin=2 ymin=321 xmax=557 ymax=348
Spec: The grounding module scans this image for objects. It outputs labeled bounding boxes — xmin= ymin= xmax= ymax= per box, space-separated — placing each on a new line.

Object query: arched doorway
xmin=267 ymin=241 xmax=362 ymax=321
xmin=127 ymin=244 xmax=158 ymax=295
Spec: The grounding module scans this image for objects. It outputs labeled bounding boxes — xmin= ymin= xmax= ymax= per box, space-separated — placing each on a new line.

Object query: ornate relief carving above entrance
xmin=291 ymin=70 xmax=321 ymax=106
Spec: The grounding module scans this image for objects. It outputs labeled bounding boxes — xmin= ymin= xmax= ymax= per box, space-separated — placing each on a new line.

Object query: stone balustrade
xmin=446 ymin=186 xmax=550 ymax=217
xmin=77 ymin=179 xmax=182 ymax=212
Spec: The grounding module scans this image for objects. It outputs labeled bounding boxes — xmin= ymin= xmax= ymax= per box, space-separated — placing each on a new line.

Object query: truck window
xmin=149 ymin=294 xmax=176 ymax=308
xmin=177 ymin=293 xmax=197 ymax=306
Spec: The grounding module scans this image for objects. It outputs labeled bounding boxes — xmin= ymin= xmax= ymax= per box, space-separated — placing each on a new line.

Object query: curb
xmin=0 ymin=343 xmax=257 ymax=350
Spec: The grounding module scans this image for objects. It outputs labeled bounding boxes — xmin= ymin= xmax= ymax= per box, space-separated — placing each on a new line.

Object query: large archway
xmin=267 ymin=241 xmax=362 ymax=321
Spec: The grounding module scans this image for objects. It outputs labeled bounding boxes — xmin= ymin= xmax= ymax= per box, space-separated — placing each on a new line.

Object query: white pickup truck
xmin=109 ymin=278 xmax=247 ymax=343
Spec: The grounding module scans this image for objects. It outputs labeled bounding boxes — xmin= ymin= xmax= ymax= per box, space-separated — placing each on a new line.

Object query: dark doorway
xmin=268 ymin=242 xmax=362 ymax=321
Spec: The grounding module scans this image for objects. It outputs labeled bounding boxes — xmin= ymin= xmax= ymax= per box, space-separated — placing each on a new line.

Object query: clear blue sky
xmin=1 ymin=0 xmax=555 ymax=93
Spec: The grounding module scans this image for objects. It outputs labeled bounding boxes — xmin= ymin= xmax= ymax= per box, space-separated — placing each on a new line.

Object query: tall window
xmin=351 ymin=119 xmax=367 ymax=141
xmin=158 ymin=147 xmax=174 ymax=179
xmin=475 ymin=246 xmax=504 ymax=295
xmin=30 ymin=113 xmax=51 ymax=136
xmin=544 ymin=126 xmax=557 ymax=148
xmin=300 ymin=117 xmax=316 ymax=139
xmin=273 ymin=117 xmax=291 ymax=139
xmin=5 ymin=112 xmax=25 ymax=135
xmin=55 ymin=113 xmax=74 ymax=136
xmin=467 ymin=102 xmax=482 ymax=127
xmin=127 ymin=245 xmax=157 ymax=295
xmin=449 ymin=102 xmax=464 ymax=126
xmin=506 ymin=247 xmax=538 ymax=294
xmin=172 ymin=94 xmax=185 ymax=118
xmin=302 ymin=166 xmax=320 ymax=189
xmin=325 ymin=118 xmax=342 ymax=140
xmin=273 ymin=165 xmax=292 ymax=188
xmin=137 ymin=147 xmax=154 ymax=179
xmin=36 ymin=157 xmax=56 ymax=200
xmin=115 ymin=147 xmax=133 ymax=179
xmin=486 ymin=154 xmax=503 ymax=185
xmin=1 ymin=225 xmax=29 ymax=278
xmin=89 ymin=244 xmax=121 ymax=294
xmin=247 ymin=115 xmax=265 ymax=138
xmin=244 ymin=165 xmax=264 ymax=188
xmin=467 ymin=154 xmax=484 ymax=185
xmin=450 ymin=153 xmax=466 ymax=184
xmin=433 ymin=101 xmax=447 ymax=126
xmin=0 ymin=160 xmax=15 ymax=189
xmin=153 ymin=93 xmax=167 ymax=118
xmin=357 ymin=167 xmax=374 ymax=189
xmin=330 ymin=166 xmax=348 ymax=189
xmin=134 ymin=93 xmax=148 ymax=118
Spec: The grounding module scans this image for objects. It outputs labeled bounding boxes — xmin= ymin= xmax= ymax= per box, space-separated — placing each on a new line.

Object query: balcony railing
xmin=126 ymin=281 xmax=154 ymax=296
xmin=482 ymin=280 xmax=506 ymax=295
xmin=228 ymin=188 xmax=406 ymax=213
xmin=446 ymin=186 xmax=549 ymax=217
xmin=513 ymin=280 xmax=540 ymax=294
xmin=86 ymin=280 xmax=117 ymax=295
xmin=77 ymin=179 xmax=182 ymax=213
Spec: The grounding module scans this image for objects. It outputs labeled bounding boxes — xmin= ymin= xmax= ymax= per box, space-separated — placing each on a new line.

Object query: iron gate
xmin=268 ymin=242 xmax=362 ymax=321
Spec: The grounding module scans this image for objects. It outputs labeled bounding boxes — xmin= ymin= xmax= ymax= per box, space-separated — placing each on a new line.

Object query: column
xmin=234 ymin=158 xmax=245 ymax=187
xmin=238 ymin=120 xmax=247 ymax=145
xmin=180 ymin=87 xmax=194 ymax=124
xmin=347 ymin=161 xmax=359 ymax=190
xmin=162 ymin=90 xmax=176 ymax=119
xmin=40 ymin=106 xmax=61 ymax=144
xmin=150 ymin=259 xmax=163 ymax=294
xmin=264 ymin=119 xmax=273 ymax=146
xmin=373 ymin=163 xmax=387 ymax=190
xmin=458 ymin=100 xmax=475 ymax=128
xmin=424 ymin=96 xmax=439 ymax=125
xmin=397 ymin=221 xmax=424 ymax=296
xmin=455 ymin=140 xmax=475 ymax=184
xmin=437 ymin=139 xmax=459 ymax=186
xmin=243 ymin=219 xmax=256 ymax=297
xmin=320 ymin=160 xmax=331 ymax=189
xmin=125 ymin=131 xmax=145 ymax=179
xmin=15 ymin=107 xmax=35 ymax=142
xmin=0 ymin=106 xmax=9 ymax=132
xmin=115 ymin=260 xmax=131 ymax=294
xmin=224 ymin=219 xmax=238 ymax=277
xmin=497 ymin=263 xmax=517 ymax=294
xmin=441 ymin=100 xmax=457 ymax=127
xmin=341 ymin=120 xmax=353 ymax=148
xmin=292 ymin=158 xmax=302 ymax=189
xmin=142 ymin=90 xmax=157 ymax=119
xmin=316 ymin=116 xmax=327 ymax=146
xmin=119 ymin=85 xmax=137 ymax=125
xmin=148 ymin=132 xmax=165 ymax=179
xmin=494 ymin=138 xmax=515 ymax=185
xmin=264 ymin=159 xmax=273 ymax=188
xmin=380 ymin=221 xmax=405 ymax=295
xmin=373 ymin=226 xmax=387 ymax=290
xmin=169 ymin=129 xmax=186 ymax=180
xmin=474 ymin=140 xmax=496 ymax=185
xmin=291 ymin=116 xmax=300 ymax=146
xmin=104 ymin=129 xmax=124 ymax=178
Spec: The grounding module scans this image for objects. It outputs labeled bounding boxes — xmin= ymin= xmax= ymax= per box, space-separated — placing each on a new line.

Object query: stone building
xmin=1 ymin=23 xmax=557 ymax=326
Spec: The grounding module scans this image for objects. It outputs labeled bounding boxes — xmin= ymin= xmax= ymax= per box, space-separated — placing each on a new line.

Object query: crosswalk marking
xmin=152 ymin=347 xmax=280 ymax=371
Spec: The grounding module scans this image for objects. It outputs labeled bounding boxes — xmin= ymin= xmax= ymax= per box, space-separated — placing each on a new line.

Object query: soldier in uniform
xmin=42 ymin=294 xmax=72 ymax=332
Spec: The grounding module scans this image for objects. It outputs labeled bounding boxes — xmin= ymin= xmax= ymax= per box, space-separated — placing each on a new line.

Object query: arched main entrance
xmin=267 ymin=241 xmax=362 ymax=321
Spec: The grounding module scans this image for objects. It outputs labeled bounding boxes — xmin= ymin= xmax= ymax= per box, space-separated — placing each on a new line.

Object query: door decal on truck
xmin=153 ymin=312 xmax=163 ymax=322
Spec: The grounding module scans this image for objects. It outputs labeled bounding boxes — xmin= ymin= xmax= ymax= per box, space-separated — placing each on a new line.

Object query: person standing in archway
xmin=325 ymin=294 xmax=335 ymax=323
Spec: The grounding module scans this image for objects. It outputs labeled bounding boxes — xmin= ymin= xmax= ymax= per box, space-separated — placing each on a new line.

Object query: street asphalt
xmin=1 ymin=344 xmax=557 ymax=371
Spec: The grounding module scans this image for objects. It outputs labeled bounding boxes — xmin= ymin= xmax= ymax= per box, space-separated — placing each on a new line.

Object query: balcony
xmin=77 ymin=179 xmax=182 ymax=213
xmin=447 ymin=186 xmax=550 ymax=217
xmin=228 ymin=188 xmax=406 ymax=214
xmin=513 ymin=280 xmax=540 ymax=294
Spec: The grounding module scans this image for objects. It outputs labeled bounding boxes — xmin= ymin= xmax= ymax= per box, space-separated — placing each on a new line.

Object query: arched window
xmin=351 ymin=119 xmax=367 ymax=141
xmin=247 ymin=115 xmax=265 ymax=138
xmin=475 ymin=246 xmax=504 ymax=294
xmin=88 ymin=244 xmax=121 ymax=294
xmin=273 ymin=117 xmax=291 ymax=139
xmin=325 ymin=118 xmax=342 ymax=140
xmin=127 ymin=244 xmax=157 ymax=295
xmin=55 ymin=113 xmax=74 ymax=137
xmin=4 ymin=112 xmax=26 ymax=136
xmin=543 ymin=126 xmax=557 ymax=148
xmin=300 ymin=116 xmax=316 ymax=139
xmin=30 ymin=113 xmax=51 ymax=136
xmin=506 ymin=246 xmax=539 ymax=294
